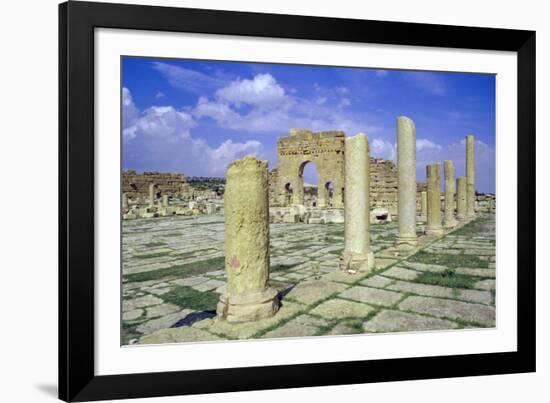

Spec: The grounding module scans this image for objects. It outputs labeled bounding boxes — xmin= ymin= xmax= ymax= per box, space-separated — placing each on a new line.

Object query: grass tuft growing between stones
xmin=270 ymin=263 xmax=300 ymax=273
xmin=160 ymin=285 xmax=219 ymax=311
xmin=143 ymin=241 xmax=167 ymax=248
xmin=413 ymin=269 xmax=477 ymax=289
xmin=123 ymin=256 xmax=225 ymax=282
xmin=408 ymin=250 xmax=489 ymax=268
xmin=134 ymin=251 xmax=172 ymax=259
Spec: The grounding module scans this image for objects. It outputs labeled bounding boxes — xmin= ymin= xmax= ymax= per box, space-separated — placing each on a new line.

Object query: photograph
xmin=120 ymin=57 xmax=496 ymax=345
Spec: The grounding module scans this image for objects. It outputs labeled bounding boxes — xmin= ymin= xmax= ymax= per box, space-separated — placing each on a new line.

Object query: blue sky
xmin=122 ymin=57 xmax=496 ymax=193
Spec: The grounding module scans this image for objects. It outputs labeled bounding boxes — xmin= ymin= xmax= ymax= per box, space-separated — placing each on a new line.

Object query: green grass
xmin=271 ymin=263 xmax=299 ymax=273
xmin=160 ymin=285 xmax=219 ymax=311
xmin=143 ymin=241 xmax=166 ymax=248
xmin=408 ymin=250 xmax=489 ymax=268
xmin=121 ymin=322 xmax=140 ymax=345
xmin=134 ymin=251 xmax=172 ymax=259
xmin=413 ymin=269 xmax=477 ymax=289
xmin=124 ymin=256 xmax=225 ymax=283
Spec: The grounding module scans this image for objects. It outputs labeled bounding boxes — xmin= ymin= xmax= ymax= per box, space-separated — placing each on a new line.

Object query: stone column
xmin=162 ymin=194 xmax=169 ymax=208
xmin=420 ymin=191 xmax=427 ymax=222
xmin=466 ymin=134 xmax=476 ymax=218
xmin=216 ymin=156 xmax=279 ymax=322
xmin=443 ymin=160 xmax=458 ymax=228
xmin=148 ymin=183 xmax=155 ymax=207
xmin=425 ymin=163 xmax=443 ymax=235
xmin=456 ymin=176 xmax=467 ymax=222
xmin=122 ymin=193 xmax=128 ymax=210
xmin=343 ymin=134 xmax=374 ymax=271
xmin=292 ymin=178 xmax=304 ymax=205
xmin=395 ymin=116 xmax=418 ymax=249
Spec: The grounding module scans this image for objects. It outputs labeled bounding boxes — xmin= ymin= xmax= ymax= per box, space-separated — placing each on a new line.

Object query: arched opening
xmin=299 ymin=161 xmax=318 ymax=207
xmin=325 ymin=181 xmax=334 ymax=207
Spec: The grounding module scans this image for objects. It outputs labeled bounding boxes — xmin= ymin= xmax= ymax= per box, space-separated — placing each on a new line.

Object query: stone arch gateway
xmin=276 ymin=129 xmax=345 ymax=207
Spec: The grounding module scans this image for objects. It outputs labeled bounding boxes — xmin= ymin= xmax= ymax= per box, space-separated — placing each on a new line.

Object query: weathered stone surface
xmin=374 ymin=258 xmax=398 ymax=269
xmin=396 ymin=116 xmax=418 ymax=249
xmin=388 ymin=281 xmax=454 ymax=299
xmin=275 ymin=129 xmax=345 ymax=208
xmin=172 ymin=277 xmax=209 ymax=287
xmin=123 ymin=295 xmax=163 ymax=311
xmin=285 ymin=280 xmax=347 ymax=306
xmin=139 ymin=326 xmax=221 ymax=344
xmin=474 ymin=279 xmax=496 ymax=290
xmin=339 ymin=286 xmax=403 ymax=307
xmin=466 ymin=134 xmax=476 ymax=217
xmin=309 ymin=298 xmax=374 ymax=319
xmin=321 ymin=270 xmax=363 ymax=284
xmin=401 ymin=262 xmax=447 ymax=273
xmin=262 ymin=315 xmax=323 ymax=339
xmin=455 ymin=267 xmax=495 ymax=278
xmin=208 ymin=302 xmax=303 ymax=339
xmin=328 ymin=324 xmax=359 ymax=335
xmin=343 ymin=133 xmax=374 ymax=271
xmin=136 ymin=309 xmax=194 ymax=334
xmin=217 ymin=156 xmax=279 ymax=322
xmin=443 ymin=160 xmax=458 ymax=228
xmin=192 ymin=279 xmax=225 ymax=292
xmin=363 ymin=310 xmax=458 ymax=333
xmin=426 ymin=163 xmax=443 ymax=235
xmin=123 ymin=309 xmax=143 ymax=321
xmin=399 ymin=296 xmax=495 ymax=326
xmin=381 ymin=266 xmax=420 ymax=281
xmin=456 ymin=176 xmax=467 ymax=221
xmin=360 ymin=275 xmax=393 ymax=288
xmin=145 ymin=303 xmax=180 ymax=319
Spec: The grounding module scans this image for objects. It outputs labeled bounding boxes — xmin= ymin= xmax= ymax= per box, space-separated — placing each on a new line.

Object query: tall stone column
xmin=466 ymin=134 xmax=476 ymax=218
xmin=217 ymin=156 xmax=279 ymax=322
xmin=148 ymin=183 xmax=155 ymax=207
xmin=395 ymin=116 xmax=418 ymax=249
xmin=443 ymin=160 xmax=458 ymax=228
xmin=162 ymin=194 xmax=169 ymax=208
xmin=292 ymin=178 xmax=304 ymax=205
xmin=343 ymin=134 xmax=374 ymax=271
xmin=425 ymin=163 xmax=443 ymax=235
xmin=456 ymin=176 xmax=467 ymax=222
xmin=420 ymin=191 xmax=427 ymax=222
xmin=122 ymin=193 xmax=128 ymax=210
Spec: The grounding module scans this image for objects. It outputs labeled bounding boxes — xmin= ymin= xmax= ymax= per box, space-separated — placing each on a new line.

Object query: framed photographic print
xmin=59 ymin=1 xmax=535 ymax=401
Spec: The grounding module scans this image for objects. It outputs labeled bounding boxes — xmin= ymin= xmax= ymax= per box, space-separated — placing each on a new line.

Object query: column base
xmin=425 ymin=226 xmax=444 ymax=235
xmin=216 ymin=287 xmax=280 ymax=323
xmin=341 ymin=251 xmax=375 ymax=273
xmin=443 ymin=219 xmax=458 ymax=228
xmin=395 ymin=235 xmax=418 ymax=250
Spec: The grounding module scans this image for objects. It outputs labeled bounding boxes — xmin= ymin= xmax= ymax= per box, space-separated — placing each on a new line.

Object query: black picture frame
xmin=59 ymin=1 xmax=536 ymax=401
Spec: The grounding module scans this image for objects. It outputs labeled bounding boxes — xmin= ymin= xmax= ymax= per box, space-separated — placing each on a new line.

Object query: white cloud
xmin=315 ymin=97 xmax=327 ymax=105
xmin=216 ymin=73 xmax=286 ymax=109
xmin=155 ymin=91 xmax=165 ymax=99
xmin=153 ymin=62 xmax=223 ymax=94
xmin=371 ymin=138 xmax=397 ymax=161
xmin=417 ymin=138 xmax=442 ymax=152
xmin=122 ymin=88 xmax=264 ymax=176
xmin=402 ymin=72 xmax=447 ymax=95
xmin=337 ymin=86 xmax=350 ymax=94
xmin=338 ymin=97 xmax=351 ymax=108
xmin=375 ymin=70 xmax=388 ymax=78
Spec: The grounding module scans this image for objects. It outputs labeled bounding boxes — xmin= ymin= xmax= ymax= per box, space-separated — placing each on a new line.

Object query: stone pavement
xmin=121 ymin=212 xmax=495 ymax=345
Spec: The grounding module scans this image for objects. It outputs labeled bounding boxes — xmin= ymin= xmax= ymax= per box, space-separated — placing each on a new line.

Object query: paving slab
xmin=363 ymin=310 xmax=458 ymax=333
xmin=399 ymin=296 xmax=495 ymax=327
xmin=139 ymin=326 xmax=222 ymax=344
xmin=309 ymin=298 xmax=374 ymax=320
xmin=339 ymin=286 xmax=403 ymax=307
xmin=360 ymin=275 xmax=394 ymax=288
xmin=381 ymin=266 xmax=420 ymax=281
xmin=284 ymin=280 xmax=348 ymax=306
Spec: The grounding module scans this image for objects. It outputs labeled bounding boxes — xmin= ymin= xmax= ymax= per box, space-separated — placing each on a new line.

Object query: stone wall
xmin=122 ymin=170 xmax=188 ymax=198
xmin=476 ymin=194 xmax=496 ymax=213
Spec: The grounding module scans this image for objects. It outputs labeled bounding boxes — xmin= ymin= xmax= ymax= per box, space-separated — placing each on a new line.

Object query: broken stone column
xmin=162 ymin=195 xmax=169 ymax=208
xmin=122 ymin=193 xmax=128 ymax=210
xmin=425 ymin=163 xmax=443 ymax=235
xmin=343 ymin=133 xmax=374 ymax=271
xmin=420 ymin=191 xmax=427 ymax=222
xmin=395 ymin=116 xmax=418 ymax=249
xmin=148 ymin=183 xmax=155 ymax=207
xmin=466 ymin=134 xmax=476 ymax=218
xmin=456 ymin=176 xmax=467 ymax=222
xmin=443 ymin=160 xmax=458 ymax=228
xmin=217 ymin=156 xmax=279 ymax=322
